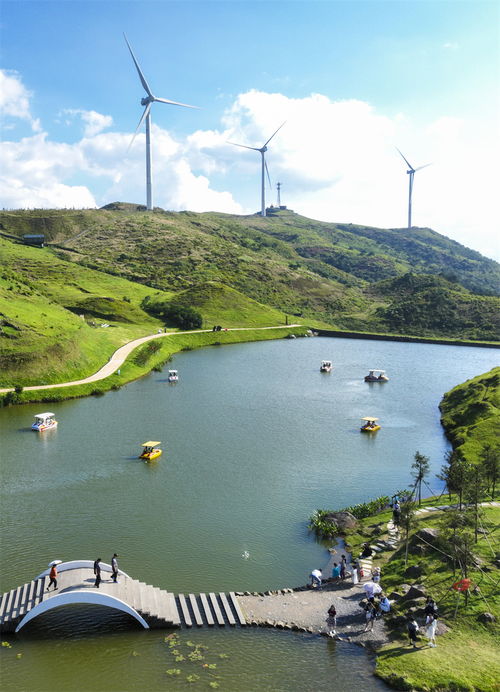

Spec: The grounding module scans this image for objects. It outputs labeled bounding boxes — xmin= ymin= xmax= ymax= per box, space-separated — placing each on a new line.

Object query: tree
xmin=440 ymin=508 xmax=474 ymax=576
xmin=411 ymin=451 xmax=430 ymax=505
xmin=437 ymin=450 xmax=471 ymax=508
xmin=464 ymin=466 xmax=487 ymax=543
xmin=162 ymin=304 xmax=202 ymax=330
xmin=479 ymin=443 xmax=500 ymax=498
xmin=399 ymin=499 xmax=418 ymax=566
xmin=437 ymin=449 xmax=456 ymax=502
xmin=448 ymin=455 xmax=472 ymax=510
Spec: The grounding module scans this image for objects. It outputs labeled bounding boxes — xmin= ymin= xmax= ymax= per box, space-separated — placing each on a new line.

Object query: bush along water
xmin=309 ymin=490 xmax=411 ymax=538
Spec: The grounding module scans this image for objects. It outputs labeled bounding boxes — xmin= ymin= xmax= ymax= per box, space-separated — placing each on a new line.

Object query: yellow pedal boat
xmin=360 ymin=416 xmax=380 ymax=432
xmin=139 ymin=441 xmax=162 ymax=461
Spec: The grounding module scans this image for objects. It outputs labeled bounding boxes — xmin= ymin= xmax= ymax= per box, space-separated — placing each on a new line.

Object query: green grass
xmin=1 ymin=206 xmax=499 ymax=339
xmin=336 ymin=495 xmax=499 ymax=691
xmin=439 ymin=367 xmax=500 ymax=463
xmin=0 ymin=239 xmax=305 ymax=388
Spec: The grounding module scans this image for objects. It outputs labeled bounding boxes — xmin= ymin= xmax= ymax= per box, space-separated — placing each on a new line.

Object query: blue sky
xmin=1 ymin=0 xmax=499 ymax=259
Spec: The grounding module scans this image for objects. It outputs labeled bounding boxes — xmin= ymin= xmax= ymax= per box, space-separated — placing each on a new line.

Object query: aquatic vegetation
xmin=165 ymin=635 xmax=229 ymax=686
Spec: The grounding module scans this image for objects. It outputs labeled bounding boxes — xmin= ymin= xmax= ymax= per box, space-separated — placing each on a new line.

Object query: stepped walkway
xmin=0 ymin=325 xmax=301 ymax=394
xmin=0 ymin=561 xmax=246 ymax=634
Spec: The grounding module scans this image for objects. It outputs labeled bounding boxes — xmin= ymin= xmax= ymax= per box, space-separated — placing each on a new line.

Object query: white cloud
xmin=1 ymin=76 xmax=498 ymax=261
xmin=62 ymin=109 xmax=113 ymax=137
xmin=0 ymin=69 xmax=41 ymax=132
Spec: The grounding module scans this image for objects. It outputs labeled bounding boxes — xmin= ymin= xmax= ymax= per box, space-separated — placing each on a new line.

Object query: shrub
xmin=162 ymin=304 xmax=202 ymax=330
xmin=133 ymin=340 xmax=162 ymax=366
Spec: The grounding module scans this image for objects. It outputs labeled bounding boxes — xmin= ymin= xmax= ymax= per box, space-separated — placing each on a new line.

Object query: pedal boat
xmin=139 ymin=441 xmax=162 ymax=461
xmin=365 ymin=369 xmax=388 ymax=382
xmin=360 ymin=416 xmax=380 ymax=432
xmin=167 ymin=369 xmax=178 ymax=382
xmin=32 ymin=412 xmax=58 ymax=432
xmin=320 ymin=360 xmax=333 ymax=372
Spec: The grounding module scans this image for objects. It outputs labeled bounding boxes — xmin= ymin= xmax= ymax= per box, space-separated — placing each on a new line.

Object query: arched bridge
xmin=0 ymin=561 xmax=246 ymax=633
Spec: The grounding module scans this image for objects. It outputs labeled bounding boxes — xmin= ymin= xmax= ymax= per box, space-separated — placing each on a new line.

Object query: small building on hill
xmin=22 ymin=234 xmax=45 ymax=247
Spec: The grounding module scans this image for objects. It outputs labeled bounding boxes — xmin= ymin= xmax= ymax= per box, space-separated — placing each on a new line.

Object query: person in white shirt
xmin=310 ymin=568 xmax=322 ymax=588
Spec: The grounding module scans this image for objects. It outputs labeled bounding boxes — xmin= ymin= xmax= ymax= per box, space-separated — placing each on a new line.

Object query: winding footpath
xmin=0 ymin=325 xmax=301 ymax=394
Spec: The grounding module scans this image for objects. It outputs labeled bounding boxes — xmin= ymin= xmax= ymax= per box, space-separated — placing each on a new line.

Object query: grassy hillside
xmin=439 ymin=367 xmax=500 ymax=463
xmin=1 ymin=207 xmax=499 ymax=341
xmin=0 ymin=239 xmax=299 ymax=387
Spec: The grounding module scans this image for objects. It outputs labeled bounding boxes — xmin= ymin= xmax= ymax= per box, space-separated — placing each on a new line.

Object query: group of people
xmin=93 ymin=554 xmax=120 ymax=588
xmin=407 ymin=597 xmax=439 ymax=648
xmin=46 ymin=554 xmax=120 ymax=592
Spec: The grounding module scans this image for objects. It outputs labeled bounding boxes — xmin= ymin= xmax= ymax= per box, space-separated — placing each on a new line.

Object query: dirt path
xmin=0 ymin=325 xmax=301 ymax=393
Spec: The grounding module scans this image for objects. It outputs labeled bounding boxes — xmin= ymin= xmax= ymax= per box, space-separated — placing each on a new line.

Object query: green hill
xmin=1 ymin=205 xmax=499 ymax=348
xmin=0 ymin=238 xmax=296 ymax=387
xmin=439 ymin=367 xmax=500 ymax=462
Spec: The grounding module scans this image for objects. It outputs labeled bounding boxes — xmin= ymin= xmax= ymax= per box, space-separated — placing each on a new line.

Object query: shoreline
xmin=314 ymin=328 xmax=500 ymax=349
xmin=237 ymin=541 xmax=389 ymax=651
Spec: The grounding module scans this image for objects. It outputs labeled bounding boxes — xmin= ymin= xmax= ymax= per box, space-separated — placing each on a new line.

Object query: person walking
xmin=47 ymin=564 xmax=58 ymax=591
xmin=425 ymin=613 xmax=438 ymax=647
xmin=93 ymin=558 xmax=102 ymax=588
xmin=363 ymin=602 xmax=376 ymax=632
xmin=110 ymin=553 xmax=119 ymax=583
xmin=326 ymin=603 xmax=337 ymax=636
xmin=371 ymin=566 xmax=381 ymax=583
xmin=310 ymin=568 xmax=322 ymax=589
xmin=407 ymin=616 xmax=419 ymax=648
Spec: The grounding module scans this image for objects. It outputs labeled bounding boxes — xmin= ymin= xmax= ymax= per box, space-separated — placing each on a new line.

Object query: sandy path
xmin=0 ymin=325 xmax=301 ymax=393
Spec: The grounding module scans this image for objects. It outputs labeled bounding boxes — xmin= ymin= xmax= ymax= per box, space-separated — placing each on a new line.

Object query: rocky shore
xmin=236 ymin=547 xmax=390 ymax=650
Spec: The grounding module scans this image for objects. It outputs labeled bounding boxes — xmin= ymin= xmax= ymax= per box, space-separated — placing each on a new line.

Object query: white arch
xmin=15 ymin=590 xmax=149 ymax=632
xmin=35 ymin=560 xmax=130 ymax=580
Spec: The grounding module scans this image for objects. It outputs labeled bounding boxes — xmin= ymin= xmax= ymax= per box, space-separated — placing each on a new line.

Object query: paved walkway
xmin=0 ymin=324 xmax=301 ymax=393
xmin=415 ymin=501 xmax=499 ymax=515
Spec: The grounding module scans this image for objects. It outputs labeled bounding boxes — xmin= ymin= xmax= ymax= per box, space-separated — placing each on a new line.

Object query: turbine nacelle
xmin=141 ymin=96 xmax=154 ymax=106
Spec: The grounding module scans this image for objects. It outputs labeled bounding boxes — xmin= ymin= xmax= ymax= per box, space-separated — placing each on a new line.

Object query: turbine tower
xmin=124 ymin=34 xmax=198 ymax=211
xmin=396 ymin=148 xmax=431 ymax=229
xmin=228 ymin=122 xmax=285 ymax=217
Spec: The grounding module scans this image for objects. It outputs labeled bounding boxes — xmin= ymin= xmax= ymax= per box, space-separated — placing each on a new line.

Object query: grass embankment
xmin=341 ymin=496 xmax=499 ymax=691
xmin=0 ymin=238 xmax=300 ymax=390
xmin=439 ymin=367 xmax=500 ymax=463
xmin=6 ymin=327 xmax=309 ymax=405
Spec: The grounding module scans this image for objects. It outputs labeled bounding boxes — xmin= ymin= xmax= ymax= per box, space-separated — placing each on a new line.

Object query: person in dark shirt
xmin=93 ymin=558 xmax=102 ymax=588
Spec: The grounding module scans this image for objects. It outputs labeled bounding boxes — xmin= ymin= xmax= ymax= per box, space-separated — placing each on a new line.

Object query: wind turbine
xmin=396 ymin=148 xmax=431 ymax=229
xmin=124 ymin=34 xmax=198 ymax=211
xmin=228 ymin=122 xmax=285 ymax=217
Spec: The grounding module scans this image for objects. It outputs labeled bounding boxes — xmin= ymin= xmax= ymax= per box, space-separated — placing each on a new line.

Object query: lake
xmin=0 ymin=335 xmax=498 ymax=691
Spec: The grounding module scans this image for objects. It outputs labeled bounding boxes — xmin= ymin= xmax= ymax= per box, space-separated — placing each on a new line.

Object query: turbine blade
xmin=263 ymin=121 xmax=286 ymax=147
xmin=415 ymin=162 xmax=432 ymax=172
xmin=127 ymin=103 xmax=151 ymax=152
xmin=396 ymin=147 xmax=414 ymax=171
xmin=265 ymin=160 xmax=272 ymax=189
xmin=154 ymin=96 xmax=200 ymax=109
xmin=124 ymin=33 xmax=154 ymax=97
xmin=227 ymin=141 xmax=260 ymax=151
